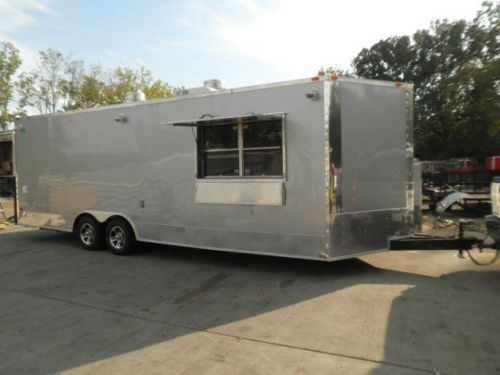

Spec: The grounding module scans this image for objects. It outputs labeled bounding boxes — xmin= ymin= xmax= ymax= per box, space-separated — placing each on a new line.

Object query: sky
xmin=0 ymin=0 xmax=487 ymax=90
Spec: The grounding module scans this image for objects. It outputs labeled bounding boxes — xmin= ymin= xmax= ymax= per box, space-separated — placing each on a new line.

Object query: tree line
xmin=0 ymin=46 xmax=177 ymax=127
xmin=320 ymin=1 xmax=499 ymax=161
xmin=0 ymin=2 xmax=498 ymax=161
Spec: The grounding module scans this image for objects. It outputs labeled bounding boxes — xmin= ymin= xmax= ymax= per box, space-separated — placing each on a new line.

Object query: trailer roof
xmin=24 ymin=75 xmax=413 ymax=120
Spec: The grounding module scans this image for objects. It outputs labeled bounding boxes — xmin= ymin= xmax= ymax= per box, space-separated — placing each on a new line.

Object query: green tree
xmin=103 ymin=66 xmax=175 ymax=104
xmin=352 ymin=2 xmax=499 ymax=160
xmin=0 ymin=41 xmax=21 ymax=130
xmin=318 ymin=66 xmax=355 ymax=78
xmin=18 ymin=50 xmax=176 ymax=113
xmin=59 ymin=59 xmax=84 ymax=111
xmin=72 ymin=65 xmax=107 ymax=109
xmin=18 ymin=49 xmax=68 ymax=114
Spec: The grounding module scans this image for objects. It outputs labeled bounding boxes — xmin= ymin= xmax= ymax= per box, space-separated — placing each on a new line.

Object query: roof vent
xmin=179 ymin=79 xmax=225 ymax=96
xmin=125 ymin=90 xmax=146 ymax=103
xmin=203 ymin=79 xmax=224 ymax=90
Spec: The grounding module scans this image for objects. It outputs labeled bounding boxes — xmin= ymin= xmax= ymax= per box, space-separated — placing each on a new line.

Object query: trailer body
xmin=15 ymin=76 xmax=414 ymax=260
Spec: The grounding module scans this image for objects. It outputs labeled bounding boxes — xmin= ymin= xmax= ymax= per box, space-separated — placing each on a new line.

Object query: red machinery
xmin=485 ymin=156 xmax=500 ymax=171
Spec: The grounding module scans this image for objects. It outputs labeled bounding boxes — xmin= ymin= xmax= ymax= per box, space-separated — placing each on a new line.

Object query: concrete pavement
xmin=0 ymin=227 xmax=499 ymax=374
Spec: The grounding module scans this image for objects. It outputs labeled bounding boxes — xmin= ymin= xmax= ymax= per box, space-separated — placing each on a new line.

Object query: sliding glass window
xmin=197 ymin=115 xmax=284 ymax=178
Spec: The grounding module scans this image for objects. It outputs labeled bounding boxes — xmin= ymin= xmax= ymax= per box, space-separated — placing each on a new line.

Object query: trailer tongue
xmin=389 ymin=224 xmax=479 ymax=252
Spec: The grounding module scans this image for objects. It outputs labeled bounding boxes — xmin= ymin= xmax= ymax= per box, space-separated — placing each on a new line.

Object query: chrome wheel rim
xmin=109 ymin=225 xmax=126 ymax=249
xmin=80 ymin=223 xmax=95 ymax=245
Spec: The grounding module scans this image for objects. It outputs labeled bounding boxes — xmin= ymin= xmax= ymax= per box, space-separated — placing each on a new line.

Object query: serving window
xmin=195 ymin=115 xmax=285 ymax=179
xmin=199 ymin=124 xmax=239 ymax=177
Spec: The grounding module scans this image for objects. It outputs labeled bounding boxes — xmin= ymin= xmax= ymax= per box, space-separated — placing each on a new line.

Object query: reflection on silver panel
xmin=338 ymin=82 xmax=408 ymax=213
xmin=413 ymin=160 xmax=422 ymax=231
xmin=328 ymin=80 xmax=342 ymax=216
xmin=328 ymin=80 xmax=414 ymax=258
xmin=137 ymin=222 xmax=323 ymax=258
xmin=330 ymin=208 xmax=414 ymax=257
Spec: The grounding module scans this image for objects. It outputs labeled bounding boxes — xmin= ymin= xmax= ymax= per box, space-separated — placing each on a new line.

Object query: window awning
xmin=162 ymin=113 xmax=285 ymax=127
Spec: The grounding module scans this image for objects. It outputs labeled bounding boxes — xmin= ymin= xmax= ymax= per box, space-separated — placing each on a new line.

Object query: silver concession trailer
xmin=15 ymin=76 xmax=415 ymax=260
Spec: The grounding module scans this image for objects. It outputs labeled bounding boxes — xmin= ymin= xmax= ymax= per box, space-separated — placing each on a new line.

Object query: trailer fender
xmin=74 ymin=211 xmax=139 ymax=240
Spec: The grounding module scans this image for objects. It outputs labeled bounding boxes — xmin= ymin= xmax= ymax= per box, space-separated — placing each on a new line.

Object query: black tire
xmin=105 ymin=218 xmax=135 ymax=255
xmin=76 ymin=216 xmax=105 ymax=250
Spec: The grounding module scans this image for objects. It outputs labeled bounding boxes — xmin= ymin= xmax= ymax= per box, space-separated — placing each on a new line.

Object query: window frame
xmin=196 ymin=113 xmax=287 ymax=180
